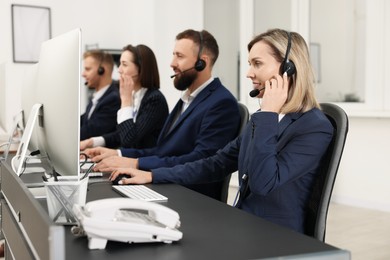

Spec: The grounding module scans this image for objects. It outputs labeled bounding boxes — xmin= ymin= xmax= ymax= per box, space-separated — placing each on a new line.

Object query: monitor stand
xmin=11 ymin=103 xmax=42 ymax=176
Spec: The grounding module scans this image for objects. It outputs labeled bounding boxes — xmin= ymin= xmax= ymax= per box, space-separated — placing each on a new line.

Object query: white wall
xmin=321 ymin=0 xmax=390 ymax=212
xmin=1 ymin=0 xmax=390 ymax=213
xmin=0 ymin=0 xmax=203 ymax=117
xmin=332 ymin=117 xmax=390 ymax=212
xmin=204 ymin=0 xmax=239 ymax=97
xmin=0 ymin=62 xmax=21 ymax=132
xmin=153 ymin=0 xmax=203 ymax=110
xmin=311 ymin=0 xmax=358 ymax=102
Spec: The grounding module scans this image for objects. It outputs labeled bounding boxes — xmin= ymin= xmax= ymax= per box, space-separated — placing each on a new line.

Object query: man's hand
xmin=109 ymin=168 xmax=152 ymax=185
xmin=80 ymin=138 xmax=93 ymax=151
xmin=82 ymin=147 xmax=117 ymax=162
xmin=94 ymin=156 xmax=138 ymax=172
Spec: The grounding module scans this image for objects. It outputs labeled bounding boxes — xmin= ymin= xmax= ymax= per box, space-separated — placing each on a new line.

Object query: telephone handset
xmin=72 ymin=197 xmax=183 ymax=249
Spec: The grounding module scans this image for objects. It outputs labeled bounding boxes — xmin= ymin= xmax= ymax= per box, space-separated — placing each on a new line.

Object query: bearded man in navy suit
xmin=84 ymin=29 xmax=241 ymax=200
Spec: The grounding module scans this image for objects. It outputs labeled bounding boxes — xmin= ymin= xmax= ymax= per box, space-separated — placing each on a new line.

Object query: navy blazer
xmin=103 ymin=88 xmax=169 ymax=149
xmin=152 ymin=108 xmax=333 ymax=233
xmin=80 ymin=81 xmax=120 ymax=140
xmin=121 ymin=77 xmax=240 ymax=170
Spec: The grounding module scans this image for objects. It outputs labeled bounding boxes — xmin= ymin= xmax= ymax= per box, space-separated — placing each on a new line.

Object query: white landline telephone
xmin=72 ymin=197 xmax=183 ymax=250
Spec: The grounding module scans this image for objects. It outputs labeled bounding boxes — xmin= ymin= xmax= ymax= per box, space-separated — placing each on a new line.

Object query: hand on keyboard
xmin=109 ymin=168 xmax=153 ymax=185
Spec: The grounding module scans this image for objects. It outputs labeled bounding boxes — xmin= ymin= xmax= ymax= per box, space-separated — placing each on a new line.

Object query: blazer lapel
xmin=159 ymin=79 xmax=219 ymax=140
xmin=175 ymin=88 xmax=211 ymax=126
xmin=94 ymin=85 xmax=114 ymax=111
xmin=158 ymin=100 xmax=183 ymax=141
xmin=173 ymin=80 xmax=219 ymax=128
xmin=278 ymin=112 xmax=303 ymax=137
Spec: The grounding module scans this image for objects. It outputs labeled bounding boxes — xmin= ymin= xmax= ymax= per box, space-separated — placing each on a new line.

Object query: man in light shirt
xmin=80 ymin=50 xmax=120 ymax=140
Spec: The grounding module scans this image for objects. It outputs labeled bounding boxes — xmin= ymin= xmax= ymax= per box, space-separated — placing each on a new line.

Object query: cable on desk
xmin=79 ymin=153 xmax=89 ymax=168
xmin=81 ymin=162 xmax=96 ymax=180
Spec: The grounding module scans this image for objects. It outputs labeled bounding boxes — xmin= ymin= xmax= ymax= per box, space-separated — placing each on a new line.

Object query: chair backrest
xmin=237 ymin=102 xmax=250 ymax=136
xmin=219 ymin=102 xmax=250 ymax=203
xmin=305 ymin=103 xmax=349 ymax=241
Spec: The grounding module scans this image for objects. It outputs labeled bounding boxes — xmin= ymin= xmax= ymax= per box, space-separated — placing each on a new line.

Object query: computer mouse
xmin=111 ymin=174 xmax=128 ymax=185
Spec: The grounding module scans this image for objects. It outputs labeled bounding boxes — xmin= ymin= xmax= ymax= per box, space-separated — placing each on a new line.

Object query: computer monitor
xmin=0 ymin=62 xmax=7 ymax=132
xmin=10 ymin=64 xmax=40 ymax=173
xmin=21 ymin=63 xmax=40 ymax=151
xmin=2 ymin=62 xmax=27 ymax=161
xmin=14 ymin=64 xmax=47 ymax=178
xmin=0 ymin=62 xmax=24 ymax=135
xmin=34 ymin=28 xmax=82 ymax=178
xmin=12 ymin=103 xmax=41 ymax=175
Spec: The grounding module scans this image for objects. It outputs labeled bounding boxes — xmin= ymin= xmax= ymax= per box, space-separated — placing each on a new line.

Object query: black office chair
xmin=237 ymin=102 xmax=250 ymax=136
xmin=188 ymin=102 xmax=250 ymax=203
xmin=305 ymin=103 xmax=349 ymax=242
xmin=219 ymin=102 xmax=250 ymax=203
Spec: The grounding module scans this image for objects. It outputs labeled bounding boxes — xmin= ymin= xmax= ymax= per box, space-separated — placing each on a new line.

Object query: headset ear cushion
xmin=194 ymin=59 xmax=206 ymax=72
xmin=281 ymin=60 xmax=296 ymax=76
xmin=98 ymin=66 xmax=105 ymax=75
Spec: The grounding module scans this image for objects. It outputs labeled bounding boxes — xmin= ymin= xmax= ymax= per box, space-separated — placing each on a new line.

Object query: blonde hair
xmin=248 ymin=29 xmax=319 ymax=113
xmin=83 ymin=50 xmax=114 ymax=74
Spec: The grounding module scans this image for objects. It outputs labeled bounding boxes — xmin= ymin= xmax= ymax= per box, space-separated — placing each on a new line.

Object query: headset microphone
xmin=170 ymin=66 xmax=195 ymax=78
xmin=249 ymin=87 xmax=265 ymax=97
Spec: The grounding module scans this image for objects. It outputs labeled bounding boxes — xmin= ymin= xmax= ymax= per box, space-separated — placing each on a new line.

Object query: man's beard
xmin=174 ymin=70 xmax=197 ymax=91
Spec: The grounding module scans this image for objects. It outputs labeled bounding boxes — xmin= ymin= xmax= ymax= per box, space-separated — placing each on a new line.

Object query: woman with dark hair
xmin=80 ymin=44 xmax=168 ymax=150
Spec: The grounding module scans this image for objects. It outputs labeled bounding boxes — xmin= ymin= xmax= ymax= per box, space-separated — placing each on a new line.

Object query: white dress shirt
xmin=91 ymin=87 xmax=147 ymax=148
xmin=117 ymin=87 xmax=148 ymax=124
xmin=87 ymin=84 xmax=110 ymax=119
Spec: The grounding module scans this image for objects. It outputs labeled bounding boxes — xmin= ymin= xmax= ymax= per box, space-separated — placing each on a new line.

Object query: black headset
xmin=97 ymin=52 xmax=105 ymax=76
xmin=280 ymin=31 xmax=296 ymax=77
xmin=194 ymin=31 xmax=206 ymax=72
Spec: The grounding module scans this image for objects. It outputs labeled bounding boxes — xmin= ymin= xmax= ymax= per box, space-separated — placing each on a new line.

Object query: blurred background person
xmin=80 ymin=44 xmax=168 ymax=150
xmin=80 ymin=50 xmax=120 ymax=140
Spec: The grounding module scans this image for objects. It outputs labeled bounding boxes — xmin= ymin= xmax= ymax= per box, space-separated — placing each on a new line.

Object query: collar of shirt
xmin=132 ymin=87 xmax=148 ymax=121
xmin=180 ymin=77 xmax=213 ymax=113
xmin=88 ymin=84 xmax=110 ymax=119
xmin=117 ymin=87 xmax=148 ymax=124
xmin=133 ymin=87 xmax=148 ymax=114
xmin=91 ymin=84 xmax=110 ymax=103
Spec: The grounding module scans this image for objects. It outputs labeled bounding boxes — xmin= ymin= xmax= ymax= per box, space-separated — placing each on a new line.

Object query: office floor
xmin=227 ymin=186 xmax=390 ymax=260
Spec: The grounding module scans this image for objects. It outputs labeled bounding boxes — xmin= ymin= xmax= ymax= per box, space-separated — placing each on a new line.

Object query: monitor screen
xmin=35 ymin=28 xmax=81 ymax=177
